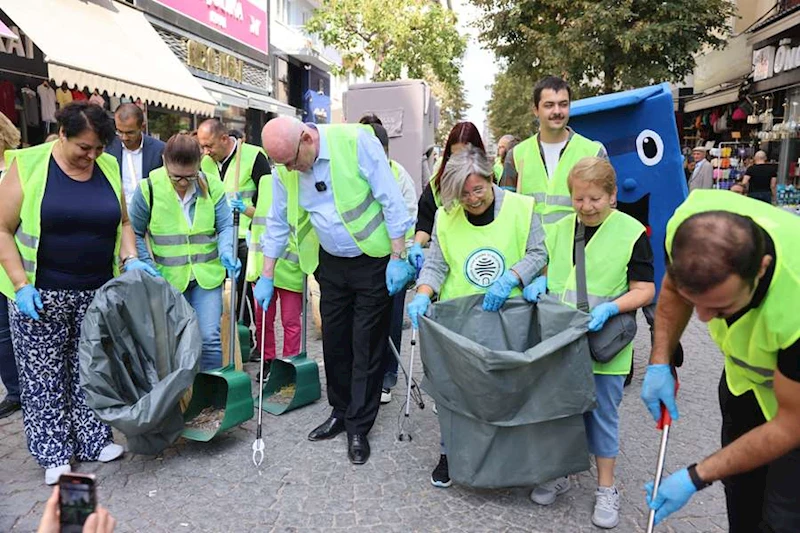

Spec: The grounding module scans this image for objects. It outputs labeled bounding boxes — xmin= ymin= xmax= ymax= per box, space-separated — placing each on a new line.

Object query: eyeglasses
xmin=284 ymin=133 xmax=303 ymax=169
xmin=461 ymin=186 xmax=487 ymax=201
xmin=168 ymin=172 xmax=200 ymax=182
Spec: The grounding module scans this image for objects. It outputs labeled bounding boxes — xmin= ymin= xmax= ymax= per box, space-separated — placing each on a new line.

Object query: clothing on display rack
xmin=0 ymin=80 xmax=17 ymax=124
xmin=55 ymin=83 xmax=72 ymax=109
xmin=89 ymin=90 xmax=106 ymax=108
xmin=36 ymin=81 xmax=56 ymax=126
xmin=21 ymin=86 xmax=39 ymax=126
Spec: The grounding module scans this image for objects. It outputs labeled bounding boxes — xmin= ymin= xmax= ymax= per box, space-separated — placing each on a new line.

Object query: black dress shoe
xmin=347 ymin=434 xmax=370 ymax=465
xmin=307 ymin=416 xmax=345 ymax=441
xmin=0 ymin=398 xmax=21 ymax=419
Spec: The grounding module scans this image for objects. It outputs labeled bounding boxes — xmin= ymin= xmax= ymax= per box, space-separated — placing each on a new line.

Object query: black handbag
xmin=574 ymin=222 xmax=637 ymax=363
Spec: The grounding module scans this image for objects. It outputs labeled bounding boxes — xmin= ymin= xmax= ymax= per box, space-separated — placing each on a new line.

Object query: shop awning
xmin=684 ymin=86 xmax=741 ymax=113
xmin=240 ymin=90 xmax=299 ymax=116
xmin=198 ymin=79 xmax=249 ymax=110
xmin=0 ymin=0 xmax=216 ymax=115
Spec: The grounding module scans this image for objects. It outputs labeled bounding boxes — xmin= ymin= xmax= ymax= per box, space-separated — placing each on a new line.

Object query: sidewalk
xmin=0 ymin=313 xmax=728 ymax=532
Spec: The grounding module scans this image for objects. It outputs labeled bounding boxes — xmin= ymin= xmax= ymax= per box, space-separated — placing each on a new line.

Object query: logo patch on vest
xmin=464 ymin=248 xmax=505 ymax=288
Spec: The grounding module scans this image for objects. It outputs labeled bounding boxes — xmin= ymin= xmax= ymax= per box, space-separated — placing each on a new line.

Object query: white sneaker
xmin=592 ymin=486 xmax=620 ymax=529
xmin=432 ymin=403 xmax=438 ymax=415
xmin=529 ymin=476 xmax=571 ymax=506
xmin=45 ymin=464 xmax=71 ymax=485
xmin=380 ymin=388 xmax=392 ymax=404
xmin=98 ymin=443 xmax=124 ymax=463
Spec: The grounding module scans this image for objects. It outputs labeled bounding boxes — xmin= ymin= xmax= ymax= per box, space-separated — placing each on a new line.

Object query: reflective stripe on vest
xmin=438 ymin=190 xmax=534 ymax=301
xmin=200 ymin=142 xmax=264 ymax=239
xmin=665 ymin=190 xmax=800 ymax=420
xmin=547 ymin=211 xmax=646 ymax=375
xmin=145 ymin=168 xmax=225 ymax=293
xmin=0 ymin=142 xmax=123 ymax=299
xmin=245 ymin=173 xmax=305 ymax=291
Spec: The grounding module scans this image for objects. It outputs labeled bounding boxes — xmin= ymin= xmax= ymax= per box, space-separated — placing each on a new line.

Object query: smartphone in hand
xmin=59 ymin=473 xmax=96 ymax=533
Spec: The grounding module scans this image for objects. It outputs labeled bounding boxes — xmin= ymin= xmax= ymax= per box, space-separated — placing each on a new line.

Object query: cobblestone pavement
xmin=0 ymin=299 xmax=729 ymax=532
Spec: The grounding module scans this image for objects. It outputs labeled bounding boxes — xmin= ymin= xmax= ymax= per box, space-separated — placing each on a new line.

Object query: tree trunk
xmin=602 ymin=63 xmax=617 ymax=95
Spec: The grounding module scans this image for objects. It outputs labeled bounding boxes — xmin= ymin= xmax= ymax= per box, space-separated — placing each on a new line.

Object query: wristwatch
xmin=391 ymin=250 xmax=408 ymax=260
xmin=687 ymin=463 xmax=713 ymax=491
xmin=121 ymin=255 xmax=137 ymax=266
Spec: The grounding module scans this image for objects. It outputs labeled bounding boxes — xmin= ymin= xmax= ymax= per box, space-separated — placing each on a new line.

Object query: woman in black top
xmin=410 ymin=122 xmax=486 ymax=270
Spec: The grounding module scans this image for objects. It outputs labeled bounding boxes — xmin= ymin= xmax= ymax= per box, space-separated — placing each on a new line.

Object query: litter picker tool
xmin=252 ymin=305 xmax=267 ymax=467
xmin=646 ymin=378 xmax=679 ymax=533
xmin=388 ymin=328 xmax=424 ymax=442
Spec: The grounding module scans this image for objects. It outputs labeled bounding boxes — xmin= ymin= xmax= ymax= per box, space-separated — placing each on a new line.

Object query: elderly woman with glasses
xmin=129 ymin=133 xmax=239 ymax=370
xmin=407 ymin=145 xmax=548 ymax=488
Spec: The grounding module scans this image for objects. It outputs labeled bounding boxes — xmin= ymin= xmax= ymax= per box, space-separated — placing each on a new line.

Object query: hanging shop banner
xmin=152 ymin=0 xmax=268 ymax=54
xmin=752 ymin=38 xmax=800 ymax=82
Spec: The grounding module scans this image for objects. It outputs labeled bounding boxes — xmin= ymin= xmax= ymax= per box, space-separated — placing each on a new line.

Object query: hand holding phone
xmin=37 ymin=477 xmax=116 ymax=533
xmin=59 ymin=473 xmax=96 ymax=533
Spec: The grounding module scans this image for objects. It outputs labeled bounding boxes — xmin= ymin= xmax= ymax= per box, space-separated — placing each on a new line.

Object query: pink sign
xmin=153 ymin=0 xmax=268 ymax=54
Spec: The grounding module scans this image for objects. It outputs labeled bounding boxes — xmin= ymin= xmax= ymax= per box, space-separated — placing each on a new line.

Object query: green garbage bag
xmin=79 ymin=270 xmax=202 ymax=455
xmin=420 ymin=294 xmax=596 ymax=489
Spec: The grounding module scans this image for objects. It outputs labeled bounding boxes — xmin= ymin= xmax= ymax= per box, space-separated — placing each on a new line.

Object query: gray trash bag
xmin=78 ymin=270 xmax=202 ymax=455
xmin=420 ymin=294 xmax=596 ymax=489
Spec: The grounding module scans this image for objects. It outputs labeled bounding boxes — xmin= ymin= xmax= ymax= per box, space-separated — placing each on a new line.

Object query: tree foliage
xmin=306 ymin=0 xmax=466 ymax=88
xmin=486 ymin=66 xmax=537 ymax=140
xmin=306 ymin=0 xmax=468 ymax=140
xmin=471 ymin=0 xmax=736 ymax=95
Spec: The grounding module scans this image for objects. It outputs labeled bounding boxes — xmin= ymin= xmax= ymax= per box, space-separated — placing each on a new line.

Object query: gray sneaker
xmin=592 ymin=486 xmax=620 ymax=529
xmin=529 ymin=476 xmax=570 ymax=505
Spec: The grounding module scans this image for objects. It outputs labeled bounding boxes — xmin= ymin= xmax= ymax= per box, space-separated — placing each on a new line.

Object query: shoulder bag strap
xmin=574 ymin=221 xmax=590 ymax=313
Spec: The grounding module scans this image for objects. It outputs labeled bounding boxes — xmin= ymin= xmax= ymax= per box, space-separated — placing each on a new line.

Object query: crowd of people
xmin=0 ymin=73 xmax=798 ymax=533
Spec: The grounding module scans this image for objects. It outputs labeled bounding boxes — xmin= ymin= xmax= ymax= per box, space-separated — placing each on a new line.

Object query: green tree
xmin=306 ymin=0 xmax=468 ymax=140
xmin=427 ymin=74 xmax=470 ymax=145
xmin=486 ymin=66 xmax=537 ymax=141
xmin=471 ymin=0 xmax=736 ymax=95
xmin=306 ymin=0 xmax=466 ymax=87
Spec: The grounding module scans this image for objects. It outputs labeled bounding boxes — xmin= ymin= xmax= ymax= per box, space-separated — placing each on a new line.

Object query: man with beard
xmin=500 ymin=76 xmax=606 ymax=230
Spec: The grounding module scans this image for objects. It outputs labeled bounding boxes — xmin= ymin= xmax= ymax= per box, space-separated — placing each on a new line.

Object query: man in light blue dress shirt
xmin=256 ymin=117 xmax=413 ymax=465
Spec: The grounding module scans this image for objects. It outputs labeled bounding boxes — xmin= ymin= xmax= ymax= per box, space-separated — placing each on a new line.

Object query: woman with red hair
xmin=408 ymin=122 xmax=485 ymax=270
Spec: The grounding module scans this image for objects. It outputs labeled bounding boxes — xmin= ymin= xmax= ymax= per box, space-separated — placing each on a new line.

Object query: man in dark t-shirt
xmin=742 ymin=151 xmax=776 ymax=204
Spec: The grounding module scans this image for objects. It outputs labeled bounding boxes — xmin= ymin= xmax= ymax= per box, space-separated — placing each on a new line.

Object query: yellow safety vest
xmin=201 ymin=142 xmax=265 ymax=239
xmin=389 ymin=159 xmax=414 ymax=241
xmin=513 ymin=132 xmax=600 ymax=226
xmin=273 ymin=124 xmax=394 ymax=272
xmin=547 ymin=211 xmax=646 ymax=375
xmin=438 ymin=191 xmax=534 ymax=301
xmin=246 ymin=174 xmax=304 ymax=293
xmin=142 ymin=168 xmax=226 ymax=293
xmin=493 ymin=158 xmax=503 ymax=183
xmin=0 ymin=142 xmax=122 ymax=299
xmin=666 ymin=190 xmax=800 ymax=420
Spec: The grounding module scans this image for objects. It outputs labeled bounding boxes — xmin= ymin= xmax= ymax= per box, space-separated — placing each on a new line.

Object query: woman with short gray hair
xmin=406 ymin=144 xmax=548 ymax=488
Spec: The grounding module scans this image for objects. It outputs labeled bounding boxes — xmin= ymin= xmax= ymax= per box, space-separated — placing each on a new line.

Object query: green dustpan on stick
xmin=183 ymin=277 xmax=254 ymax=441
xmin=261 ymin=278 xmax=321 ymax=415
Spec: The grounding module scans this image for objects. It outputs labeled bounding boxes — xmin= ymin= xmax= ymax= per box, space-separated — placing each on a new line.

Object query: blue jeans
xmin=0 ymin=294 xmax=20 ymax=402
xmin=583 ymin=374 xmax=626 ymax=458
xmin=184 ymin=282 xmax=223 ymax=371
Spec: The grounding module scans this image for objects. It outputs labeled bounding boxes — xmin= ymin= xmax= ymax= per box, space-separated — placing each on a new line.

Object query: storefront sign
xmin=753 ymin=39 xmax=800 ymax=82
xmin=152 ymin=0 xmax=268 ymax=54
xmin=0 ymin=12 xmax=47 ymax=78
xmin=186 ymin=39 xmax=243 ymax=82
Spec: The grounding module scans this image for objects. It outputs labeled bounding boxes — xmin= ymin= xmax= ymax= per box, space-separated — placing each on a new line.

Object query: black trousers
xmin=316 ymin=249 xmax=392 ymax=435
xmin=235 ymin=239 xmax=253 ymax=329
xmin=718 ymin=373 xmax=800 ymax=533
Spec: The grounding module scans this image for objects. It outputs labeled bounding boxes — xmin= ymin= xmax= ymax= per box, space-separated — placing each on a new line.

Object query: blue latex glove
xmin=230 ymin=193 xmax=247 ymax=213
xmin=124 ymin=258 xmax=160 ymax=277
xmin=588 ymin=302 xmax=620 ymax=331
xmin=254 ymin=276 xmax=274 ymax=307
xmin=482 ymin=271 xmax=519 ymax=312
xmin=641 ymin=364 xmax=680 ymax=422
xmin=522 ymin=275 xmax=547 ymax=303
xmin=221 ymin=252 xmax=242 ymax=280
xmin=386 ymin=258 xmax=413 ymax=296
xmin=644 ymin=468 xmax=697 ymax=525
xmin=408 ymin=243 xmax=424 ymax=278
xmin=407 ymin=293 xmax=431 ymax=329
xmin=15 ymin=284 xmax=43 ymax=320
